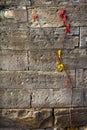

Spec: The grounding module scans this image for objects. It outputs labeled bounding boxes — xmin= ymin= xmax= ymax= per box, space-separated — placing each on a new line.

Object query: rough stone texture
xmin=0 ymin=129 xmax=23 ymax=130
xmin=32 ymin=88 xmax=72 ymax=108
xmin=32 ymin=88 xmax=85 ymax=108
xmin=0 ymin=0 xmax=28 ymax=6
xmin=54 ymin=108 xmax=87 ymax=128
xmin=72 ymin=88 xmax=83 ymax=106
xmin=0 ymin=27 xmax=79 ymax=50
xmin=28 ymin=5 xmax=87 ymax=27
xmin=76 ymin=69 xmax=87 ymax=88
xmin=0 ymin=109 xmax=52 ymax=129
xmin=0 ymin=7 xmax=27 ymax=22
xmin=29 ymin=49 xmax=87 ymax=70
xmin=0 ymin=50 xmax=28 ymax=70
xmin=28 ymin=27 xmax=79 ymax=49
xmin=0 ymin=0 xmax=87 ymax=129
xmin=83 ymin=88 xmax=87 ymax=106
xmin=80 ymin=27 xmax=87 ymax=48
xmin=0 ymin=89 xmax=31 ymax=108
xmin=0 ymin=71 xmax=75 ymax=89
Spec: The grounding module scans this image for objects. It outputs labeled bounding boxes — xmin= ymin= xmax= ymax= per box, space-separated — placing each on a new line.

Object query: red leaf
xmin=61 ymin=9 xmax=66 ymax=15
xmin=65 ymin=80 xmax=69 ymax=87
xmin=58 ymin=13 xmax=63 ymax=19
xmin=65 ymin=24 xmax=71 ymax=33
xmin=58 ymin=9 xmax=66 ymax=19
xmin=33 ymin=14 xmax=38 ymax=21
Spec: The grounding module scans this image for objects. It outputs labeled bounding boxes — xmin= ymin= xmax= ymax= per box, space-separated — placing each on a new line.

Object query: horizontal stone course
xmin=32 ymin=88 xmax=84 ymax=108
xmin=0 ymin=71 xmax=75 ymax=89
xmin=0 ymin=5 xmax=87 ymax=26
xmin=54 ymin=108 xmax=87 ymax=127
xmin=1 ymin=49 xmax=87 ymax=71
xmin=28 ymin=5 xmax=87 ymax=27
xmin=0 ymin=108 xmax=87 ymax=128
xmin=0 ymin=0 xmax=86 ymax=6
xmin=0 ymin=50 xmax=28 ymax=70
xmin=29 ymin=49 xmax=87 ymax=71
xmin=0 ymin=27 xmax=79 ymax=50
xmin=0 ymin=89 xmax=31 ymax=108
xmin=0 ymin=87 xmax=85 ymax=108
xmin=0 ymin=109 xmax=52 ymax=128
xmin=32 ymin=88 xmax=72 ymax=108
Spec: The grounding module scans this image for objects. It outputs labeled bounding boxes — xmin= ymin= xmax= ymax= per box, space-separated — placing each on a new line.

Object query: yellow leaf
xmin=57 ymin=63 xmax=65 ymax=72
xmin=57 ymin=50 xmax=62 ymax=58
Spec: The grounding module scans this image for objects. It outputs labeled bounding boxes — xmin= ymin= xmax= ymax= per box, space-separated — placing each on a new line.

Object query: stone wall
xmin=0 ymin=0 xmax=87 ymax=129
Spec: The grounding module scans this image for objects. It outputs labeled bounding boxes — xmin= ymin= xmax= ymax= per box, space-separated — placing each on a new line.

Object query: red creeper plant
xmin=57 ymin=9 xmax=72 ymax=89
xmin=57 ymin=10 xmax=75 ymax=128
xmin=58 ymin=9 xmax=71 ymax=33
xmin=33 ymin=14 xmax=39 ymax=21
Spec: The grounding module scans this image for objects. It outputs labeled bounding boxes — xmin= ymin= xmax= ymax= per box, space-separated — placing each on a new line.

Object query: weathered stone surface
xmin=72 ymin=88 xmax=83 ymax=106
xmin=0 ymin=0 xmax=87 ymax=129
xmin=0 ymin=22 xmax=28 ymax=31
xmin=0 ymin=23 xmax=30 ymax=50
xmin=0 ymin=0 xmax=86 ymax=6
xmin=63 ymin=56 xmax=87 ymax=69
xmin=76 ymin=69 xmax=87 ymax=88
xmin=29 ymin=0 xmax=75 ymax=6
xmin=80 ymin=0 xmax=87 ymax=2
xmin=0 ymin=109 xmax=52 ymax=128
xmin=28 ymin=5 xmax=87 ymax=27
xmin=83 ymin=88 xmax=87 ymax=106
xmin=0 ymin=71 xmax=75 ymax=89
xmin=29 ymin=49 xmax=87 ymax=71
xmin=0 ymin=0 xmax=28 ymax=6
xmin=0 ymin=89 xmax=30 ymax=108
xmin=0 ymin=8 xmax=27 ymax=23
xmin=29 ymin=50 xmax=56 ymax=71
xmin=0 ymin=27 xmax=79 ymax=50
xmin=54 ymin=108 xmax=87 ymax=128
xmin=34 ymin=0 xmax=86 ymax=6
xmin=80 ymin=27 xmax=87 ymax=48
xmin=28 ymin=27 xmax=79 ymax=49
xmin=0 ymin=50 xmax=28 ymax=70
xmin=32 ymin=88 xmax=85 ymax=108
xmin=36 ymin=0 xmax=82 ymax=6
xmin=32 ymin=88 xmax=72 ymax=108
xmin=0 ymin=127 xmax=23 ymax=130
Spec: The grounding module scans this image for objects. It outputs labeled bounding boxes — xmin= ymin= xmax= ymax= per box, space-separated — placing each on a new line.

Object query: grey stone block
xmin=76 ymin=69 xmax=87 ymax=88
xmin=0 ymin=26 xmax=79 ymax=50
xmin=29 ymin=48 xmax=87 ymax=71
xmin=32 ymin=88 xmax=72 ymax=108
xmin=28 ymin=27 xmax=79 ymax=49
xmin=80 ymin=27 xmax=87 ymax=48
xmin=72 ymin=88 xmax=83 ymax=106
xmin=0 ymin=71 xmax=75 ymax=89
xmin=83 ymin=88 xmax=87 ymax=106
xmin=0 ymin=0 xmax=28 ymax=6
xmin=0 ymin=8 xmax=27 ymax=23
xmin=0 ymin=89 xmax=31 ymax=108
xmin=0 ymin=50 xmax=28 ymax=70
xmin=54 ymin=108 xmax=87 ymax=128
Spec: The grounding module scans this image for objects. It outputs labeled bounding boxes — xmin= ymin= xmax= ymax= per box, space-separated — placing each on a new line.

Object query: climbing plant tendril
xmin=33 ymin=9 xmax=76 ymax=129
